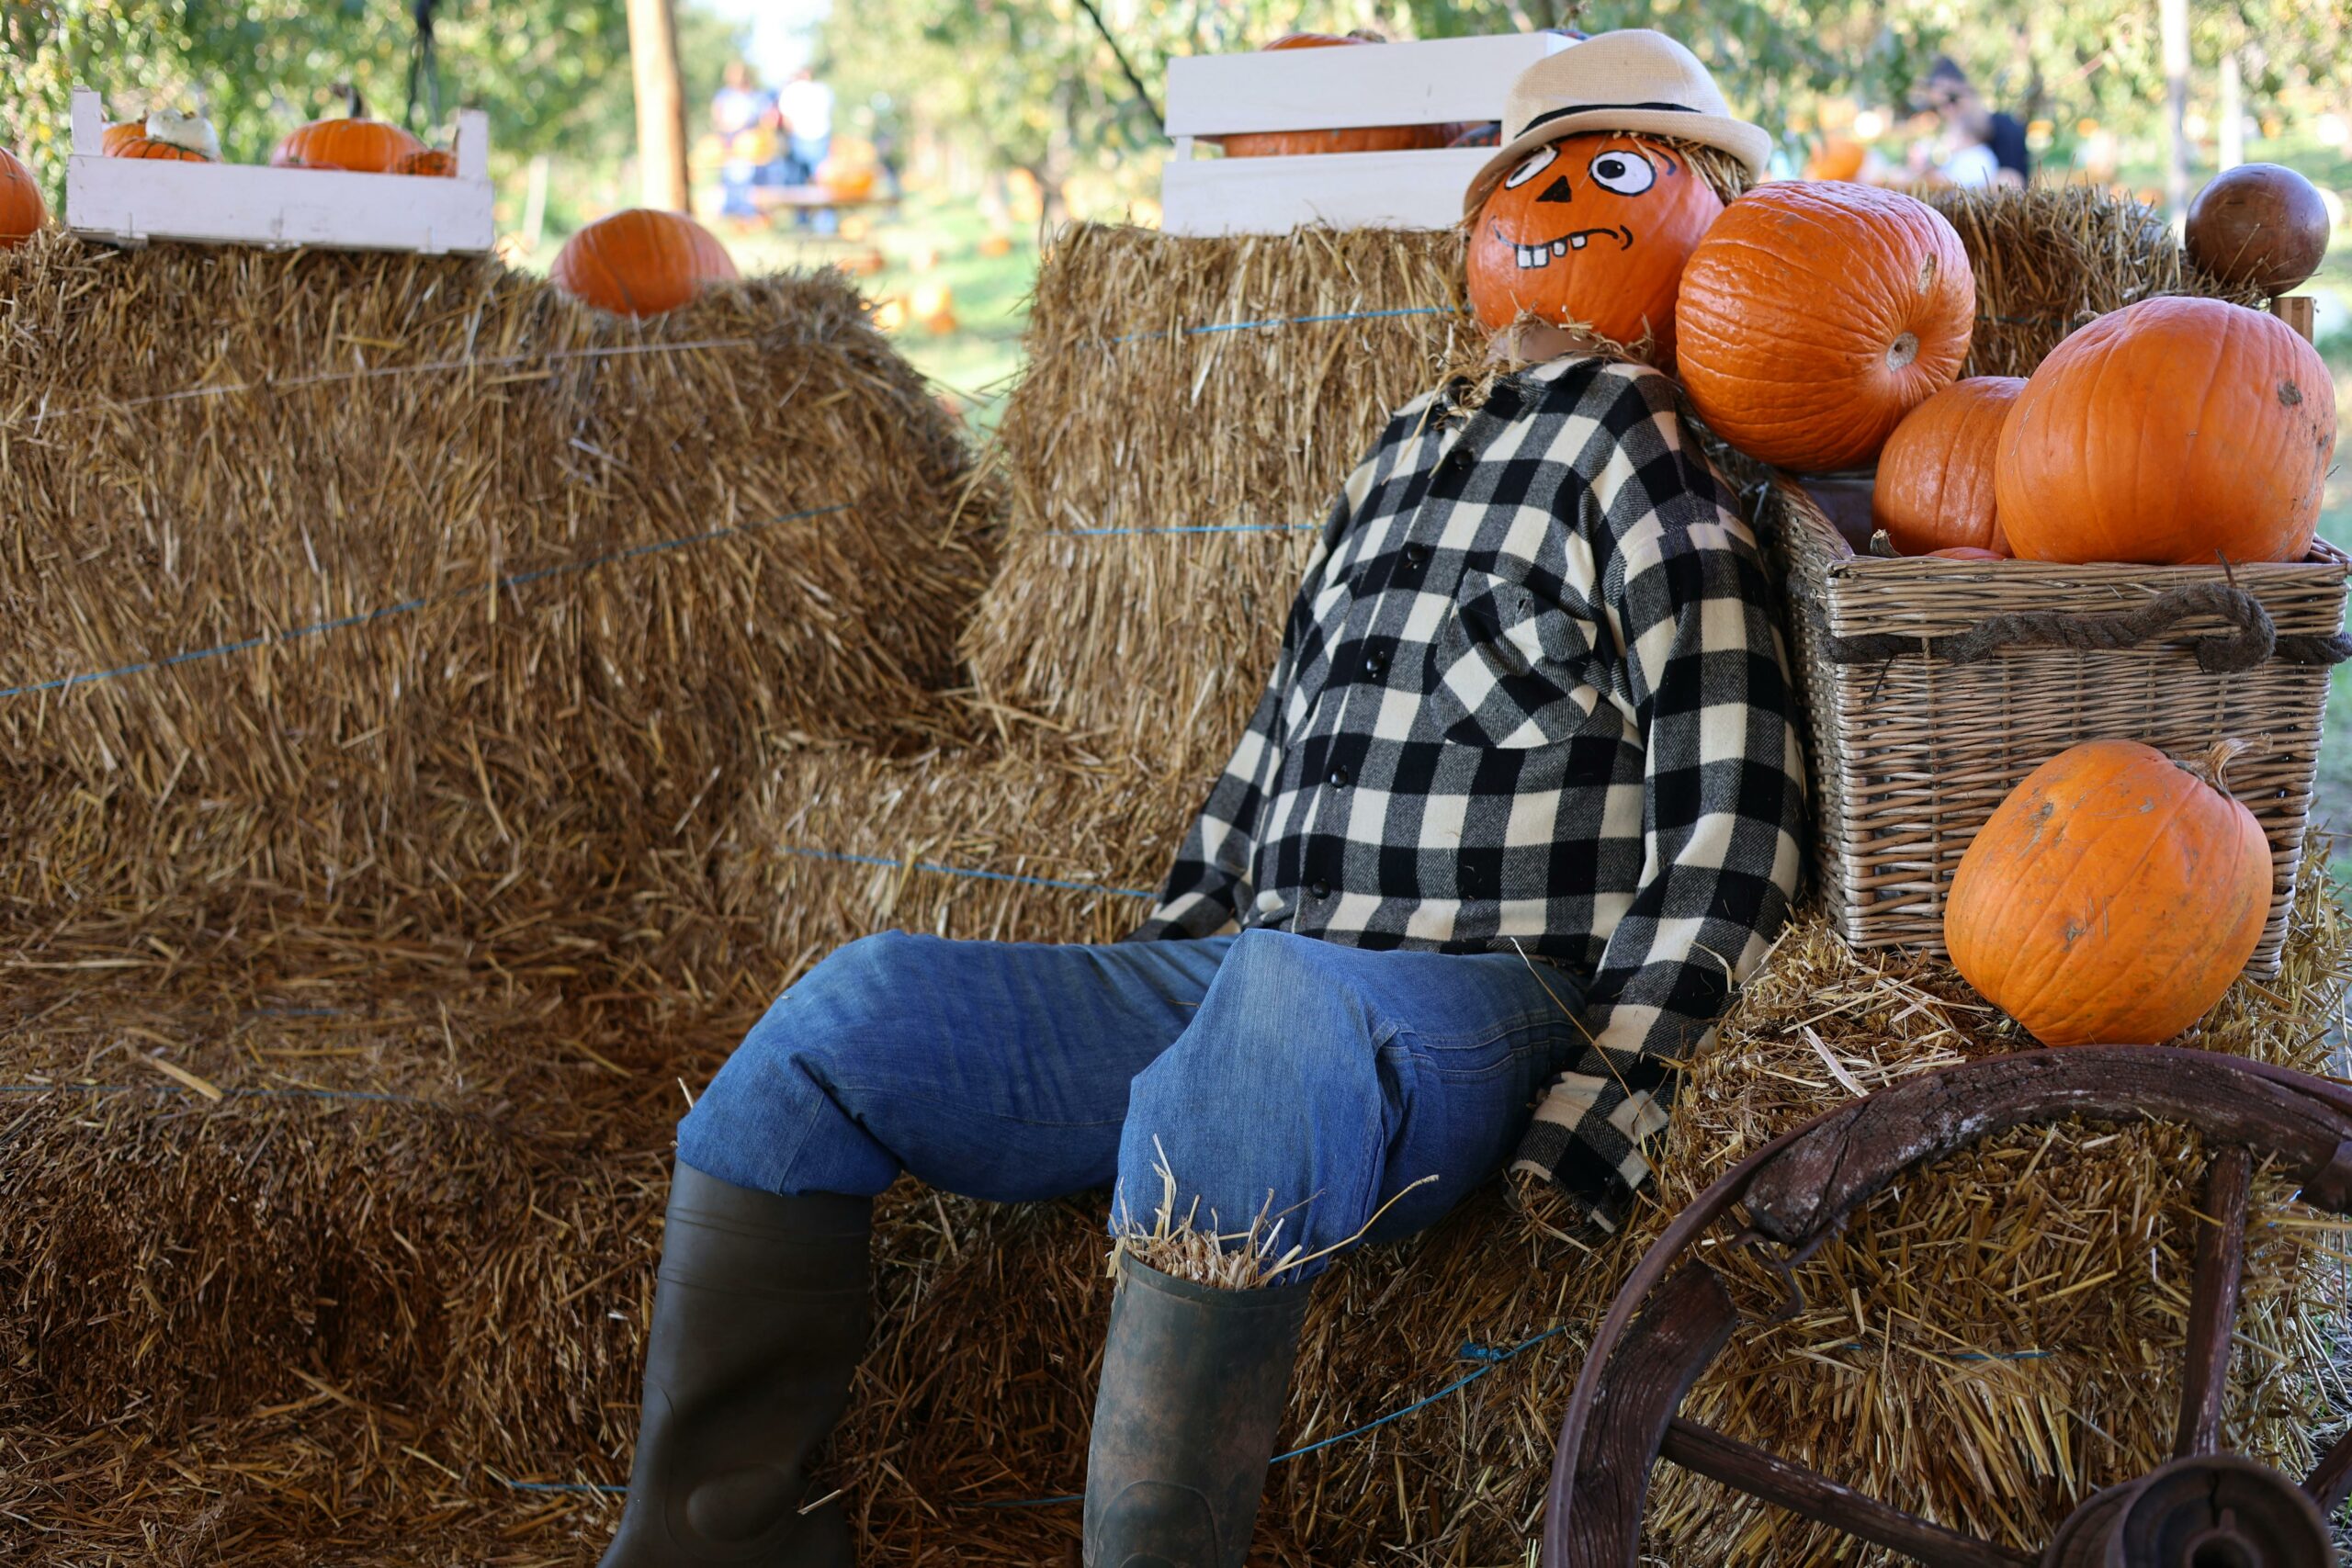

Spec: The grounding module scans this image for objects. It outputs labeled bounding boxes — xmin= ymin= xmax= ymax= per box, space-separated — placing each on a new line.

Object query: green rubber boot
xmin=1081 ymin=1255 xmax=1314 ymax=1568
xmin=597 ymin=1165 xmax=871 ymax=1567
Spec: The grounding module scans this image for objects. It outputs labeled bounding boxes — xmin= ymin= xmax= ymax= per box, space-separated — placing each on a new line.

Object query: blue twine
xmin=0 ymin=502 xmax=850 ymax=701
xmin=775 ymin=845 xmax=1156 ymax=900
xmin=978 ymin=1324 xmax=1572 ymax=1509
xmin=1105 ymin=305 xmax=1453 ymax=345
xmin=1050 ymin=522 xmax=1319 ymax=538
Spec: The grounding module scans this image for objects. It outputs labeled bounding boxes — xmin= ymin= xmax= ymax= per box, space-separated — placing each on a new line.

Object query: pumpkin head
xmin=1676 ymin=181 xmax=1974 ymax=472
xmin=550 ymin=209 xmax=739 ymax=318
xmin=0 ymin=147 xmax=44 ymax=249
xmin=1464 ymin=132 xmax=1723 ymax=366
xmin=390 ymin=147 xmax=457 ymax=177
xmin=1995 ymin=297 xmax=2333 ymax=566
xmin=1212 ymin=34 xmax=1452 ymax=158
xmin=272 ymin=116 xmax=424 ymax=173
xmin=1945 ymin=739 xmax=2270 ymax=1045
xmin=1872 ymin=376 xmax=2022 ymax=556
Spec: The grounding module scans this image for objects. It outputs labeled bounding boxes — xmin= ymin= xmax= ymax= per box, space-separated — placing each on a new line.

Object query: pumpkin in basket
xmin=1946 ymin=739 xmax=2270 ymax=1046
xmin=1995 ymin=296 xmax=2333 ymax=566
xmin=1211 ymin=34 xmax=1452 ymax=158
xmin=1676 ymin=181 xmax=1973 ymax=472
xmin=1872 ymin=377 xmax=2022 ymax=556
xmin=0 ymin=147 xmax=45 ymax=248
xmin=1924 ymin=546 xmax=2004 ymax=560
xmin=1464 ymin=133 xmax=1724 ymax=363
xmin=390 ymin=146 xmax=457 ymax=177
xmin=551 ymin=209 xmax=738 ymax=318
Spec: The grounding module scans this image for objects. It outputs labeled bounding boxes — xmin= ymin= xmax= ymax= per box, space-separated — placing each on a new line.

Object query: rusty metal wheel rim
xmin=1544 ymin=1046 xmax=2352 ymax=1568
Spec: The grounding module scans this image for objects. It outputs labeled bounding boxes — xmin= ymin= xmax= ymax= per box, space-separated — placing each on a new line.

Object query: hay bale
xmin=718 ymin=745 xmax=1188 ymax=995
xmin=0 ymin=236 xmax=993 ymax=976
xmin=1924 ymin=185 xmax=2268 ymax=378
xmin=965 ymin=223 xmax=1469 ymax=777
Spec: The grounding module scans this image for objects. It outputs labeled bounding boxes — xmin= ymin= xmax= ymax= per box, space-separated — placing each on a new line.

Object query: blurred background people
xmin=1925 ymin=57 xmax=2030 ymax=187
xmin=710 ymin=59 xmax=775 ymax=220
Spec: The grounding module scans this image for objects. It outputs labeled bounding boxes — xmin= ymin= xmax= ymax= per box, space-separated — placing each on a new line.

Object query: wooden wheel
xmin=1547 ymin=1046 xmax=2352 ymax=1568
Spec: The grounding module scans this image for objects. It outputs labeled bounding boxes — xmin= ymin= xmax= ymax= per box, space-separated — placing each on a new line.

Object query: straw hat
xmin=1462 ymin=30 xmax=1773 ymax=219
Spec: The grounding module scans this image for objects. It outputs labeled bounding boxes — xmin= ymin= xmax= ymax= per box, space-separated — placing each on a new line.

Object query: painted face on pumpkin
xmin=1464 ymin=131 xmax=1724 ymax=367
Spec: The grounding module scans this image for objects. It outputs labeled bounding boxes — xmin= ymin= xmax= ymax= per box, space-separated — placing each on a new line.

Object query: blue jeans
xmin=678 ymin=930 xmax=1585 ymax=1278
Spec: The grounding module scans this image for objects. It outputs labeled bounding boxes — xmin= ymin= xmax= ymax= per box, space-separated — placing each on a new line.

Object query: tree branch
xmin=1070 ymin=0 xmax=1163 ymax=130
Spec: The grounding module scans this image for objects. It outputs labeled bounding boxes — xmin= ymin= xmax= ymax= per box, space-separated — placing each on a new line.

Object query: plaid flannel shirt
xmin=1131 ymin=355 xmax=1806 ymax=1231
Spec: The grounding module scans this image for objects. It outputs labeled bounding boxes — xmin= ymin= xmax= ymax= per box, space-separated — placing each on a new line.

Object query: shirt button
xmin=1364 ymin=649 xmax=1387 ymax=676
xmin=1328 ymin=765 xmax=1351 ymax=788
xmin=1310 ymin=881 xmax=1331 ymax=900
xmin=1405 ymin=544 xmax=1430 ymax=568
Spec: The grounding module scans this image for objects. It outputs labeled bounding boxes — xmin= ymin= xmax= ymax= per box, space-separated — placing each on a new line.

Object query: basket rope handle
xmin=1794 ymin=577 xmax=2352 ymax=673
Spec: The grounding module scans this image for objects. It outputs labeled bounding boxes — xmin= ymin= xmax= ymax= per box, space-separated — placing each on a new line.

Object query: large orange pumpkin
xmin=1464 ymin=132 xmax=1723 ymax=366
xmin=1994 ymin=297 xmax=2334 ymax=565
xmin=101 ymin=121 xmax=146 ymax=156
xmin=1871 ymin=377 xmax=2022 ymax=556
xmin=551 ymin=209 xmax=739 ymax=318
xmin=272 ymin=116 xmax=424 ymax=172
xmin=0 ymin=147 xmax=44 ymax=249
xmin=1676 ymin=181 xmax=1974 ymax=472
xmin=1212 ymin=34 xmax=1451 ymax=158
xmin=1945 ymin=739 xmax=2270 ymax=1045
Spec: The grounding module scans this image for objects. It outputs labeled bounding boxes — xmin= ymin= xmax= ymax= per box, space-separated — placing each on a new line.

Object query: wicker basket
xmin=1764 ymin=479 xmax=2349 ymax=976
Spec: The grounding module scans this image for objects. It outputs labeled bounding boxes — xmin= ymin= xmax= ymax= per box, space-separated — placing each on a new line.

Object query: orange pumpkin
xmin=390 ymin=147 xmax=457 ymax=177
xmin=1212 ymin=35 xmax=1452 ymax=157
xmin=1804 ymin=137 xmax=1866 ymax=182
xmin=0 ymin=147 xmax=44 ymax=249
xmin=107 ymin=136 xmax=209 ymax=162
xmin=550 ymin=209 xmax=738 ymax=318
xmin=1677 ymin=181 xmax=1974 ymax=472
xmin=1995 ymin=297 xmax=2333 ymax=565
xmin=101 ymin=121 xmax=146 ymax=156
xmin=1872 ymin=377 xmax=2023 ymax=556
xmin=1464 ymin=132 xmax=1724 ymax=366
xmin=1925 ymin=546 xmax=2004 ymax=560
xmin=272 ymin=116 xmax=424 ymax=173
xmin=1945 ymin=739 xmax=2270 ymax=1045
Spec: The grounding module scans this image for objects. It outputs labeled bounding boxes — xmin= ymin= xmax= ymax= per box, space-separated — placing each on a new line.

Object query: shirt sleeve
xmin=1510 ymin=370 xmax=1807 ymax=1232
xmin=1128 ymin=476 xmax=1356 ymax=941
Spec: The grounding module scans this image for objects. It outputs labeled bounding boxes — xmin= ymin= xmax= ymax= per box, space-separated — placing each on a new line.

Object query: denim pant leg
xmin=678 ymin=931 xmax=1234 ymax=1201
xmin=1115 ymin=930 xmax=1586 ymax=1279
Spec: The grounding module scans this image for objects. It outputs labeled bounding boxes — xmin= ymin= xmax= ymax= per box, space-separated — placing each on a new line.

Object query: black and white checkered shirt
xmin=1133 ymin=355 xmax=1806 ymax=1231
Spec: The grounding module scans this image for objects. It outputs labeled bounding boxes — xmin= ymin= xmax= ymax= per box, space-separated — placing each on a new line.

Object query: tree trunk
xmin=626 ymin=0 xmax=692 ymax=213
xmin=2161 ymin=0 xmax=2191 ymax=224
xmin=2219 ymin=49 xmax=2244 ymax=171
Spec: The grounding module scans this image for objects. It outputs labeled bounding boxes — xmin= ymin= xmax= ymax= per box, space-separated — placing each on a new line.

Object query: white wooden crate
xmin=64 ymin=88 xmax=495 ymax=254
xmin=1161 ymin=32 xmax=1573 ymax=236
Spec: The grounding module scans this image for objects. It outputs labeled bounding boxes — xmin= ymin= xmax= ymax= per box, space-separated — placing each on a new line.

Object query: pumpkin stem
xmin=340 ymin=83 xmax=366 ymax=120
xmin=2188 ymin=737 xmax=2251 ymax=793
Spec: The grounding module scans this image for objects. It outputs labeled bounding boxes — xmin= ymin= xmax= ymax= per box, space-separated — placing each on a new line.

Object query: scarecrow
xmin=598 ymin=30 xmax=1804 ymax=1568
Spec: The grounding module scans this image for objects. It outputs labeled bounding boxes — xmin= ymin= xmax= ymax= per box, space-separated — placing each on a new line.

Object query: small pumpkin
xmin=550 ymin=209 xmax=738 ymax=318
xmin=1803 ymin=137 xmax=1865 ymax=182
xmin=1212 ymin=34 xmax=1452 ymax=158
xmin=1676 ymin=181 xmax=1974 ymax=472
xmin=273 ymin=113 xmax=424 ymax=173
xmin=101 ymin=121 xmax=147 ymax=156
xmin=390 ymin=146 xmax=457 ymax=177
xmin=1945 ymin=739 xmax=2270 ymax=1045
xmin=1872 ymin=377 xmax=2023 ymax=556
xmin=0 ymin=146 xmax=45 ymax=249
xmin=107 ymin=135 xmax=209 ymax=162
xmin=815 ymin=153 xmax=876 ymax=200
xmin=1464 ymin=132 xmax=1724 ymax=366
xmin=1995 ymin=297 xmax=2333 ymax=566
xmin=2185 ymin=163 xmax=2330 ymax=293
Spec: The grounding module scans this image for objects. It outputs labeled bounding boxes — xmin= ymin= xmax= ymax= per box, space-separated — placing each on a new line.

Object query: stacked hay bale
xmin=0 ymin=236 xmax=993 ymax=993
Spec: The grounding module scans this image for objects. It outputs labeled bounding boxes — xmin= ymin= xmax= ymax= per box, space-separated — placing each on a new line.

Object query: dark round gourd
xmin=2185 ymin=163 xmax=2330 ymax=292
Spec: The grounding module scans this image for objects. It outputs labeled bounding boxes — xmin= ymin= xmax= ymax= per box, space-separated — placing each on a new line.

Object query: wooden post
xmin=626 ymin=0 xmax=692 ymax=213
xmin=2160 ymin=0 xmax=2191 ymax=226
xmin=2273 ymin=294 xmax=2316 ymax=342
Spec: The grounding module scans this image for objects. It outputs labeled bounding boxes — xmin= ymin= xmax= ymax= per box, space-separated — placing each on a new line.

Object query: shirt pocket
xmin=1423 ymin=568 xmax=1601 ymax=750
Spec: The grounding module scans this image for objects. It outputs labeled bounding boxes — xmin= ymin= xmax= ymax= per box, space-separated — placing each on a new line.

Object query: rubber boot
xmin=598 ymin=1165 xmax=872 ymax=1568
xmin=1081 ymin=1255 xmax=1314 ymax=1568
